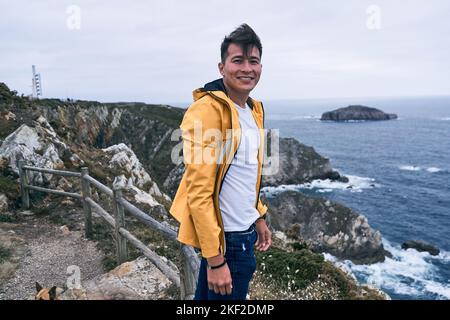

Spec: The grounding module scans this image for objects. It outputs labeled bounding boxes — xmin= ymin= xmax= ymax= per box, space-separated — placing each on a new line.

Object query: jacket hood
xmin=193 ymin=78 xmax=255 ymax=110
xmin=204 ymin=78 xmax=228 ymax=93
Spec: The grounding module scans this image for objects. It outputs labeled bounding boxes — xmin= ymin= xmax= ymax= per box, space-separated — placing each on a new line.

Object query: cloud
xmin=1 ymin=0 xmax=449 ymax=103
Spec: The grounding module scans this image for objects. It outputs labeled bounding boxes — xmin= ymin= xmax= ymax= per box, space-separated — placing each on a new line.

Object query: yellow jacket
xmin=169 ymin=79 xmax=268 ymax=258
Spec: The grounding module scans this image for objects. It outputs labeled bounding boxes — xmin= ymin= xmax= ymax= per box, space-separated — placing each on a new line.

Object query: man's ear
xmin=36 ymin=282 xmax=43 ymax=293
xmin=49 ymin=286 xmax=57 ymax=300
xmin=218 ymin=62 xmax=224 ymax=76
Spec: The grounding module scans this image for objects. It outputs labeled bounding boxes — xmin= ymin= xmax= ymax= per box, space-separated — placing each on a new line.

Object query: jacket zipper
xmin=254 ymin=101 xmax=265 ymax=210
xmin=209 ymin=92 xmax=241 ymax=192
xmin=208 ymin=92 xmax=240 ymax=256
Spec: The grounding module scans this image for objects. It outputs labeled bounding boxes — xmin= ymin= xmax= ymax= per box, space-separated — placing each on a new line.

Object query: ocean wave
xmin=261 ymin=175 xmax=379 ymax=197
xmin=324 ymin=239 xmax=450 ymax=300
xmin=424 ymin=281 xmax=450 ymax=299
xmin=399 ymin=165 xmax=446 ymax=173
xmin=293 ymin=115 xmax=321 ymax=120
xmin=439 ymin=117 xmax=450 ymax=121
xmin=433 ymin=250 xmax=450 ymax=262
xmin=399 ymin=165 xmax=421 ymax=171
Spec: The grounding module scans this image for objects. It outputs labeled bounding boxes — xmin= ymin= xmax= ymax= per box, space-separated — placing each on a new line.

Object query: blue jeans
xmin=194 ymin=224 xmax=258 ymax=300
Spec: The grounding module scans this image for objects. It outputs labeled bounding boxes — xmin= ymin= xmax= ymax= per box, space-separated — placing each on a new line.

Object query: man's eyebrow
xmin=230 ymin=54 xmax=260 ymax=61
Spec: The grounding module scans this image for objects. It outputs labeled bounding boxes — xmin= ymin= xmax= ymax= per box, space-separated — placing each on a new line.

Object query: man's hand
xmin=206 ymin=255 xmax=233 ymax=295
xmin=255 ymin=219 xmax=272 ymax=251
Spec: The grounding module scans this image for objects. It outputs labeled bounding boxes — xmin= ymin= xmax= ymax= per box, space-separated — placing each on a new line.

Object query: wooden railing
xmin=17 ymin=160 xmax=199 ymax=299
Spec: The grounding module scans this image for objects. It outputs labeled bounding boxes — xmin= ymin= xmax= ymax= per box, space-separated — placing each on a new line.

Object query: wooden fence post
xmin=80 ymin=167 xmax=93 ymax=238
xmin=15 ymin=163 xmax=201 ymax=296
xmin=180 ymin=245 xmax=198 ymax=300
xmin=113 ymin=185 xmax=128 ymax=265
xmin=18 ymin=160 xmax=30 ymax=209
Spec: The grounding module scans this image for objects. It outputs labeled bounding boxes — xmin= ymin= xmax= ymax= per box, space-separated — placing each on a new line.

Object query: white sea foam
xmin=399 ymin=165 xmax=421 ymax=171
xmin=261 ymin=174 xmax=379 ymax=197
xmin=439 ymin=117 xmax=450 ymax=121
xmin=307 ymin=175 xmax=380 ymax=192
xmin=323 ymin=239 xmax=450 ymax=299
xmin=399 ymin=165 xmax=445 ymax=173
xmin=317 ymin=188 xmax=333 ymax=193
xmin=424 ymin=281 xmax=450 ymax=299
xmin=437 ymin=250 xmax=450 ymax=261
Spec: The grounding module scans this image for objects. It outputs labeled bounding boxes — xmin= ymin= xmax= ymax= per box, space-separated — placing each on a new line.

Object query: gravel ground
xmin=0 ymin=214 xmax=105 ymax=300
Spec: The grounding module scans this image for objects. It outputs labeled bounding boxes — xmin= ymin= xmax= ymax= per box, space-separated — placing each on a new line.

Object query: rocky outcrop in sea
xmin=402 ymin=240 xmax=440 ymax=256
xmin=321 ymin=105 xmax=398 ymax=121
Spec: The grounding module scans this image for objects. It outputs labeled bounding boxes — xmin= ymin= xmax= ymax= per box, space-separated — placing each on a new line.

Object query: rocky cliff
xmin=163 ymin=135 xmax=347 ymax=198
xmin=0 ymin=82 xmax=388 ymax=299
xmin=261 ymin=135 xmax=346 ymax=187
xmin=1 ymin=83 xmax=385 ymax=262
xmin=0 ymin=84 xmax=183 ymax=190
xmin=264 ymin=191 xmax=386 ymax=264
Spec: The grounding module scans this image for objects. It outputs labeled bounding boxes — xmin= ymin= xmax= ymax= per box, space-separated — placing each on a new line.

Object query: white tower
xmin=31 ymin=65 xmax=42 ymax=98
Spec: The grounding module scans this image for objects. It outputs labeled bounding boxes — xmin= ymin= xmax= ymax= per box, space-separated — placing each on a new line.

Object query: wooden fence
xmin=17 ymin=160 xmax=199 ymax=300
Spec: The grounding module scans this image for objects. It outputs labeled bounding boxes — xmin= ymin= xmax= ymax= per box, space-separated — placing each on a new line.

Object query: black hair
xmin=220 ymin=24 xmax=262 ymax=63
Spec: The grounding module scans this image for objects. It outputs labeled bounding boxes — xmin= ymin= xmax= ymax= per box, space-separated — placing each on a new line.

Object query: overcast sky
xmin=1 ymin=0 xmax=449 ymax=104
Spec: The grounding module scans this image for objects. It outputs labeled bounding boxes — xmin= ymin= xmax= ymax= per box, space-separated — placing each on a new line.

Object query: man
xmin=170 ymin=24 xmax=272 ymax=300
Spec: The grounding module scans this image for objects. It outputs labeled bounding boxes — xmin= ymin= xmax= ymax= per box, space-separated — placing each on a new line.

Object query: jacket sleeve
xmin=257 ymin=198 xmax=268 ymax=216
xmin=180 ymin=101 xmax=223 ymax=258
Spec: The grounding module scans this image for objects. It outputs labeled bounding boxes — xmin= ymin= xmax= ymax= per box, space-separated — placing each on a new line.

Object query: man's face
xmin=219 ymin=43 xmax=262 ymax=95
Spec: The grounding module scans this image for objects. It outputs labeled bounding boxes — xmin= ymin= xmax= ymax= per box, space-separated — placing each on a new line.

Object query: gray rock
xmin=163 ymin=162 xmax=185 ymax=198
xmin=262 ymin=135 xmax=345 ymax=187
xmin=265 ymin=190 xmax=386 ymax=264
xmin=61 ymin=256 xmax=173 ymax=300
xmin=19 ymin=210 xmax=35 ymax=216
xmin=0 ymin=121 xmax=76 ymax=186
xmin=321 ymin=105 xmax=398 ymax=121
xmin=0 ymin=193 xmax=8 ymax=213
xmin=402 ymin=240 xmax=440 ymax=256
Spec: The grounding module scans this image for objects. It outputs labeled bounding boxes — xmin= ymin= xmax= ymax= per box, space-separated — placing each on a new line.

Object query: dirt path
xmin=0 ymin=210 xmax=105 ymax=300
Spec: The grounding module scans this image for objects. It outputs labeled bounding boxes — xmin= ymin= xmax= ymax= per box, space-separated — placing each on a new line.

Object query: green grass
xmin=0 ymin=244 xmax=12 ymax=264
xmin=30 ymin=198 xmax=67 ymax=225
xmin=0 ymin=82 xmax=32 ymax=109
xmin=81 ymin=159 xmax=109 ymax=184
xmin=90 ymin=220 xmax=117 ymax=271
xmin=128 ymin=104 xmax=184 ymax=128
xmin=255 ymin=244 xmax=386 ymax=300
xmin=126 ymin=219 xmax=181 ymax=266
xmin=0 ymin=175 xmax=19 ymax=199
xmin=0 ymin=214 xmax=17 ymax=223
xmin=0 ymin=119 xmax=19 ymax=140
xmin=256 ymin=247 xmax=325 ymax=290
xmin=88 ymin=214 xmax=182 ymax=276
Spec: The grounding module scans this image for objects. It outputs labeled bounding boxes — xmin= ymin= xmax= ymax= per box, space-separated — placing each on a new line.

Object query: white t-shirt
xmin=219 ymin=103 xmax=260 ymax=232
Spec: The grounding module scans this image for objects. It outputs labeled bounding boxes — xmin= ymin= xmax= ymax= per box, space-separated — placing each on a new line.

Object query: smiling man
xmin=170 ymin=24 xmax=272 ymax=300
